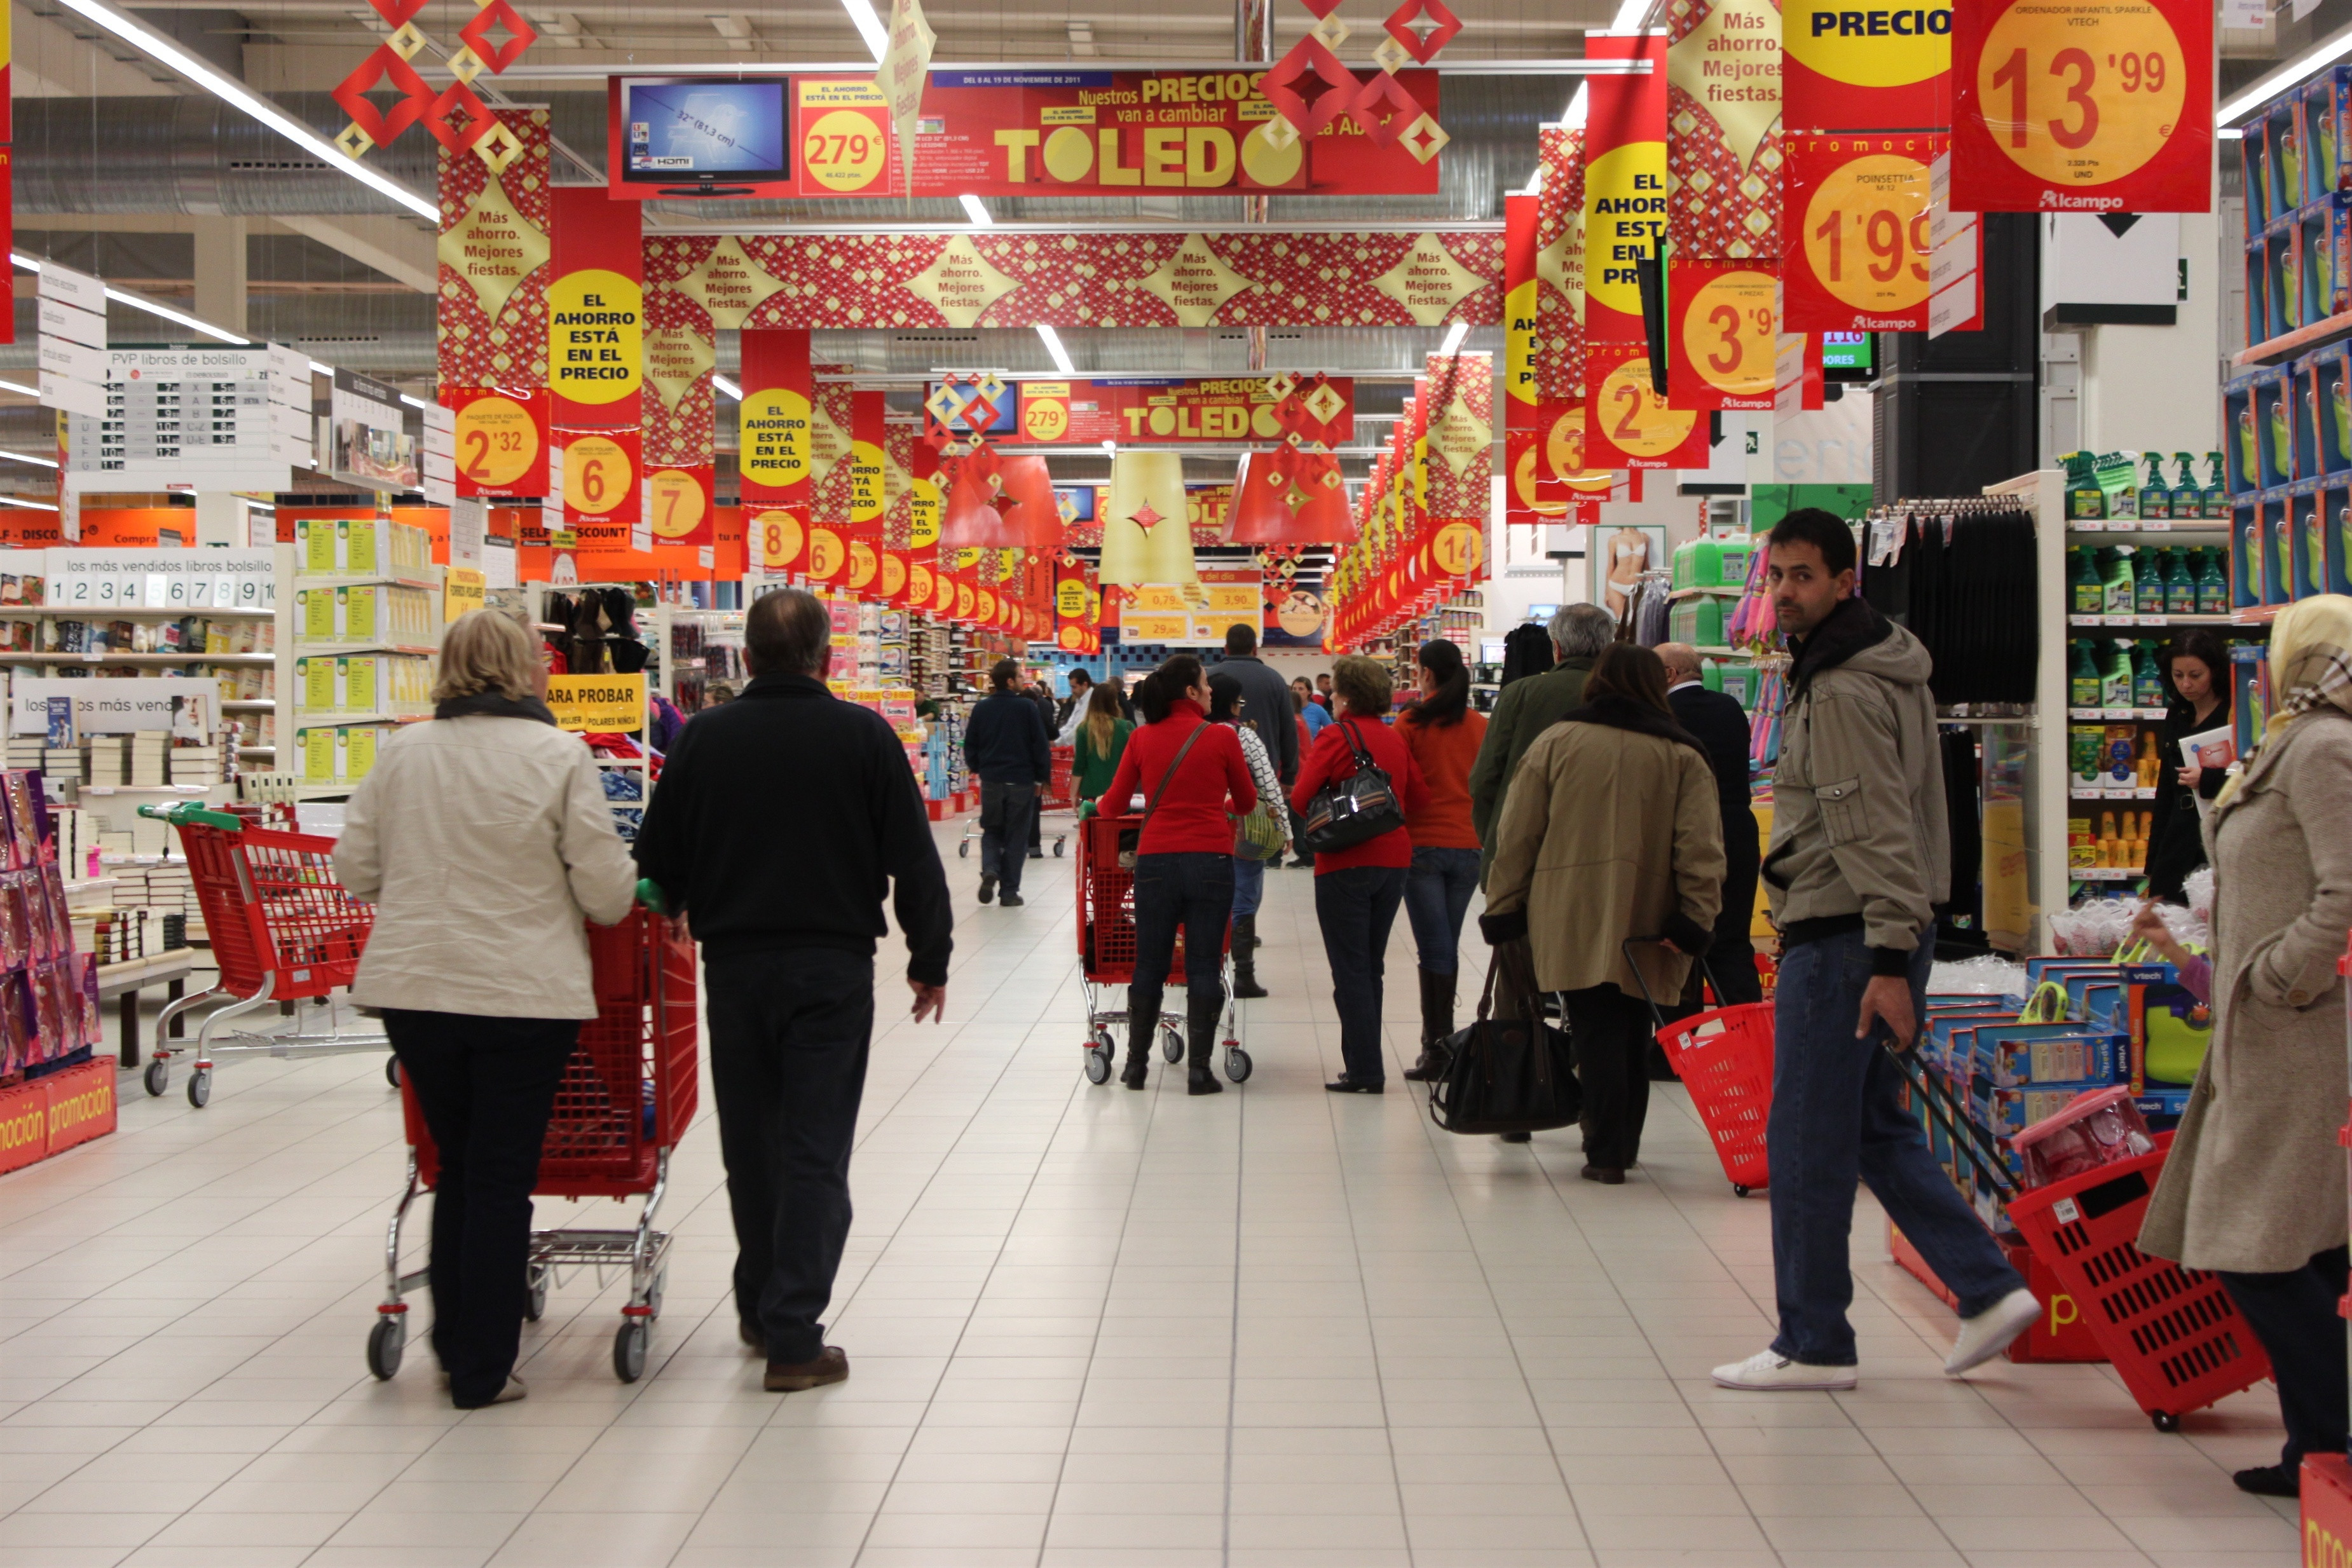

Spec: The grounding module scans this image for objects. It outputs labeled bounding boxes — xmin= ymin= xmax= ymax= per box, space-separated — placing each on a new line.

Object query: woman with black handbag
xmin=1290 ymin=656 xmax=1428 ymax=1094
xmin=1092 ymin=654 xmax=1259 ymax=1094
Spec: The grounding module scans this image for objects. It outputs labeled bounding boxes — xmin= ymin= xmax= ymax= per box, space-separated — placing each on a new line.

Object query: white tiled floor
xmin=0 ymin=821 xmax=2301 ymax=1567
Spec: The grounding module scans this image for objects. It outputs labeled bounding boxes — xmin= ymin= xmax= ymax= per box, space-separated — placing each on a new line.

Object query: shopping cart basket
xmin=1074 ymin=812 xmax=1249 ymax=1086
xmin=959 ymin=746 xmax=1075 ymax=859
xmin=137 ymin=803 xmax=386 ymax=1108
xmin=1622 ymin=940 xmax=1772 ymax=1194
xmin=368 ymin=907 xmax=698 ymax=1385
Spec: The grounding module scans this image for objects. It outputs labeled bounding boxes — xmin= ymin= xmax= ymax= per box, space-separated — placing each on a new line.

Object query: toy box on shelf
xmin=0 ymin=767 xmax=114 ymax=1175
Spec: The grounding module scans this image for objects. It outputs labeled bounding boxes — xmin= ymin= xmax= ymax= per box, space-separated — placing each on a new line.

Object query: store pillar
xmin=1875 ymin=214 xmax=2039 ymax=501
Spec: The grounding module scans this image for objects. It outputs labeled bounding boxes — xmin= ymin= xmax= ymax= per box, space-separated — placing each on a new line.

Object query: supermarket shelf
xmin=9 ymin=604 xmax=274 ymax=617
xmin=237 ymin=746 xmax=275 ymax=755
xmin=289 ymin=711 xmax=428 ymax=731
xmin=2068 ymin=707 xmax=2168 ymax=721
xmin=0 ymin=651 xmax=275 ymax=665
xmin=292 ymin=643 xmax=438 ymax=658
xmin=1690 ymin=644 xmax=1737 ymax=655
xmin=2064 ymin=526 xmax=2229 ymax=541
xmin=293 ymin=574 xmax=440 ymax=592
xmin=2072 ymin=787 xmax=2158 ymax=801
xmin=2072 ymin=866 xmax=2143 ymax=882
xmin=2233 ymin=308 xmax=2352 ymax=368
xmin=79 ymin=784 xmax=212 ymax=796
xmin=2067 ymin=613 xmax=2233 ymax=627
xmin=1938 ymin=713 xmax=2037 ymax=726
xmin=2232 ymin=604 xmax=2285 ymax=625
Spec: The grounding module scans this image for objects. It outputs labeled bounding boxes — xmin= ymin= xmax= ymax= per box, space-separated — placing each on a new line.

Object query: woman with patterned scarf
xmin=2137 ymin=594 xmax=2352 ymax=1498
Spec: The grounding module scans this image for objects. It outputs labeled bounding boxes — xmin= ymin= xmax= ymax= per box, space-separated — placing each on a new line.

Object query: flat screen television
xmin=613 ymin=76 xmax=790 ymax=192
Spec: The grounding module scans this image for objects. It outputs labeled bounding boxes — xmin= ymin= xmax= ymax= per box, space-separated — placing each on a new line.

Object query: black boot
xmin=1186 ymin=989 xmax=1224 ymax=1095
xmin=1231 ymin=916 xmax=1268 ymax=999
xmin=1402 ymin=967 xmax=1455 ymax=1082
xmin=1121 ymin=1012 xmax=1153 ymax=1089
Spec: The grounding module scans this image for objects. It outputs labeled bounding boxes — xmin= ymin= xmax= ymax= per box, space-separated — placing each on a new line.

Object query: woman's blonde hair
xmin=1330 ymin=655 xmax=1391 ymax=718
xmin=1083 ymin=679 xmax=1123 ymax=755
xmin=431 ymin=610 xmax=541 ymax=704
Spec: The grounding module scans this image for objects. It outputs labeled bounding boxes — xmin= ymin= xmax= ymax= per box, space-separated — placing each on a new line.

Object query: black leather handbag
xmin=1428 ymin=941 xmax=1582 ymax=1136
xmin=1301 ymin=718 xmax=1405 ymax=854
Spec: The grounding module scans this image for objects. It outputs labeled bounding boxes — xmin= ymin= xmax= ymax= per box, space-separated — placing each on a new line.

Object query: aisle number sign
xmin=547 ymin=673 xmax=645 ymax=733
xmin=1951 ymin=0 xmax=2211 ymax=213
xmin=1783 ymin=133 xmax=1949 ymax=331
xmin=1669 ymin=262 xmax=1779 ymax=410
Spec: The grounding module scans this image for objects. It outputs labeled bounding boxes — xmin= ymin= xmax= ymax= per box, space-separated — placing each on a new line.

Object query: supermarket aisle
xmin=0 ymin=821 xmax=2300 ymax=1568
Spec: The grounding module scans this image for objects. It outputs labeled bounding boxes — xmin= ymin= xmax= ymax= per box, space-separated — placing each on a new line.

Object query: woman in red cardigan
xmin=1290 ymin=655 xmax=1428 ymax=1093
xmin=1095 ymin=653 xmax=1258 ymax=1094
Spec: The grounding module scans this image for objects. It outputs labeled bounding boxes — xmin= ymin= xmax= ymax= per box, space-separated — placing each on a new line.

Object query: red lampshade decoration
xmin=1287 ymin=450 xmax=1359 ymax=543
xmin=1224 ymin=451 xmax=1296 ymax=544
xmin=992 ymin=456 xmax=1063 ymax=548
xmin=938 ymin=464 xmax=1025 ymax=548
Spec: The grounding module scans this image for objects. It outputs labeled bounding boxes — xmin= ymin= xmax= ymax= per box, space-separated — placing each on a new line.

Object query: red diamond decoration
xmin=1261 ymin=38 xmax=1359 ymax=139
xmin=423 ymin=82 xmax=497 ymax=151
xmin=1346 ymin=71 xmax=1422 ymax=147
xmin=367 ymin=0 xmax=430 ymax=27
xmin=1294 ymin=0 xmax=1345 ymax=17
xmin=1383 ymin=0 xmax=1463 ymax=64
xmin=1128 ymin=500 xmax=1165 ymax=532
xmin=457 ymin=0 xmax=538 ymax=74
xmin=332 ymin=45 xmax=436 ymax=149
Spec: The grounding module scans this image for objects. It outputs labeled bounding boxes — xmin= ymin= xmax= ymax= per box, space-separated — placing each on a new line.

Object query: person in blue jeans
xmin=1395 ymin=639 xmax=1487 ymax=1082
xmin=1206 ymin=672 xmax=1287 ymax=1000
xmin=1714 ymin=510 xmax=2038 ymax=1391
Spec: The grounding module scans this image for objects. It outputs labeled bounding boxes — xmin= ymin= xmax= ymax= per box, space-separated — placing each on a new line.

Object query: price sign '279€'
xmin=1950 ymin=0 xmax=2211 ymax=213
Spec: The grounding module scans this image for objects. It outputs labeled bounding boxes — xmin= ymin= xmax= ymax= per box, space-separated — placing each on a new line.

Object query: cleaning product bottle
xmin=2203 ymin=451 xmax=2229 ymax=518
xmin=2071 ymin=547 xmax=2104 ymax=615
xmin=2070 ymin=641 xmax=2100 ymax=707
xmin=2136 ymin=548 xmax=2170 ymax=615
xmin=2103 ymin=547 xmax=2136 ymax=616
xmin=2131 ymin=643 xmax=2166 ymax=708
xmin=2138 ymin=453 xmax=2171 ymax=521
xmin=2100 ymin=643 xmax=2134 ymax=707
xmin=2171 ymin=452 xmax=2202 ymax=519
xmin=2198 ymin=545 xmax=2231 ymax=614
xmin=2165 ymin=546 xmax=2198 ymax=615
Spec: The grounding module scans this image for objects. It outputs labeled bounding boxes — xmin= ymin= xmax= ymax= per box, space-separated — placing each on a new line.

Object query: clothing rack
xmin=1864 ymin=497 xmax=2039 ymax=706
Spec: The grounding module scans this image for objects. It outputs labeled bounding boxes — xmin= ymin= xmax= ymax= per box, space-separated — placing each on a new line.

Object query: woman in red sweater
xmin=1096 ymin=653 xmax=1258 ymax=1094
xmin=1290 ymin=655 xmax=1428 ymax=1093
xmin=1398 ymin=638 xmax=1488 ymax=1081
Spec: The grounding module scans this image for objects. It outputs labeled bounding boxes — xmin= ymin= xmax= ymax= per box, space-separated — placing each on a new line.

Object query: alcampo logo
xmin=1786 ymin=6 xmax=1950 ymax=85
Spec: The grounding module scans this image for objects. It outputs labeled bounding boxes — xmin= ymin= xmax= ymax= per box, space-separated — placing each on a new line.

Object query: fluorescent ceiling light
xmin=1439 ymin=322 xmax=1469 ymax=355
xmin=0 ymin=379 xmax=34 ymax=397
xmin=11 ymin=250 xmax=248 ymax=344
xmin=0 ymin=496 xmax=58 ymax=511
xmin=399 ymin=393 xmax=428 ymax=410
xmin=48 ymin=0 xmax=439 ymax=221
xmin=2219 ymin=25 xmax=2352 ymax=124
xmin=0 ymin=449 xmax=59 ymax=468
xmin=1035 ymin=324 xmax=1075 ymax=375
xmin=959 ymin=193 xmax=994 ymax=226
xmin=713 ymin=374 xmax=742 ymax=400
xmin=838 ymin=0 xmax=889 ymax=63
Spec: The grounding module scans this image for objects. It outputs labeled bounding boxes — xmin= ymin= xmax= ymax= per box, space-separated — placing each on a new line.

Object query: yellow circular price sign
xmin=753 ymin=509 xmax=803 ymax=569
xmin=806 ymin=525 xmax=845 ymax=580
xmin=1974 ymin=2 xmax=2185 ymax=187
xmin=1055 ymin=578 xmax=1089 ymax=618
xmin=880 ymin=552 xmax=906 ymax=598
xmin=455 ymin=395 xmax=538 ymax=488
xmin=1594 ymin=358 xmax=1699 ymax=460
xmin=1800 ymin=153 xmax=1933 ymax=315
xmin=1430 ymin=522 xmax=1484 ymax=578
xmin=801 ymin=109 xmax=887 ymax=193
xmin=1059 ymin=624 xmax=1084 ymax=651
xmin=1543 ymin=407 xmax=1615 ymax=493
xmin=845 ymin=540 xmax=879 ymax=590
xmin=976 ymin=588 xmax=997 ymax=624
xmin=908 ymin=560 xmax=935 ymax=604
xmin=1022 ymin=397 xmax=1070 ymax=442
xmin=647 ymin=469 xmax=706 ymax=540
xmin=545 ymin=269 xmax=642 ymax=408
xmin=1681 ymin=269 xmax=1777 ymax=399
xmin=739 ymin=388 xmax=811 ymax=488
xmin=561 ymin=434 xmax=634 ymax=518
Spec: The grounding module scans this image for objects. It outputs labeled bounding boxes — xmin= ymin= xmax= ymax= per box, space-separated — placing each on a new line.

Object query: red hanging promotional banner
xmin=439 ymin=107 xmax=552 ymax=392
xmin=1783 ymin=0 xmax=1951 ymax=132
xmin=791 ymin=77 xmax=897 ymax=198
xmin=450 ymin=387 xmax=550 ymax=499
xmin=547 ymin=187 xmax=643 ymax=426
xmin=1581 ymin=32 xmax=1671 ymax=348
xmin=1782 ymin=132 xmax=1948 ymax=331
xmin=1011 ymin=377 xmax=1355 ymax=445
xmin=646 ymin=463 xmax=715 ymax=549
xmin=1668 ymin=0 xmax=1785 ymax=260
xmin=1585 ymin=341 xmax=1711 ymax=470
xmin=847 ymin=390 xmax=887 ymax=540
xmin=560 ymin=425 xmax=642 ymax=547
xmin=1532 ymin=126 xmax=1590 ymax=513
xmin=905 ymin=69 xmax=1441 ymax=198
xmin=1949 ymin=0 xmax=2210 ymax=214
xmin=1669 ymin=261 xmax=1779 ymax=410
xmin=906 ymin=550 xmax=936 ymax=613
xmin=1505 ymin=194 xmax=1540 ymax=456
xmin=740 ymin=329 xmax=811 ymax=571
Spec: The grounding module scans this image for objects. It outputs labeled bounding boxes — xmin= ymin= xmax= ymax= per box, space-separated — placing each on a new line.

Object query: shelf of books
xmin=280 ymin=521 xmax=444 ymax=800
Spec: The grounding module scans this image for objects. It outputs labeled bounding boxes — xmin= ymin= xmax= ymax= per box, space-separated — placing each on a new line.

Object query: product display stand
xmin=278 ymin=527 xmax=446 ymax=801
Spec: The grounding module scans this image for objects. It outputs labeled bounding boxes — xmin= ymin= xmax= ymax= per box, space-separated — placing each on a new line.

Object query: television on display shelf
xmin=1822 ymin=331 xmax=1875 ymax=383
xmin=610 ymin=76 xmax=791 ymax=195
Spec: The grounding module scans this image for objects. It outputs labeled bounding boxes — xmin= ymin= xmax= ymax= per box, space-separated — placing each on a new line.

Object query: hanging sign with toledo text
xmin=1016 ymin=377 xmax=1354 ymax=445
xmin=450 ymin=387 xmax=550 ymax=499
xmin=1950 ymin=0 xmax=2210 ymax=214
xmin=1585 ymin=341 xmax=1711 ymax=470
xmin=1783 ymin=0 xmax=1950 ymax=132
xmin=1582 ymin=32 xmax=1671 ymax=347
xmin=546 ymin=672 xmax=646 ymax=733
xmin=1669 ymin=261 xmax=1780 ymax=410
xmin=1783 ymin=133 xmax=1956 ymax=331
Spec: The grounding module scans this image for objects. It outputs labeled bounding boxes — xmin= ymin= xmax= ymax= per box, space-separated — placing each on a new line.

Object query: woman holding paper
xmin=2145 ymin=629 xmax=2231 ymax=901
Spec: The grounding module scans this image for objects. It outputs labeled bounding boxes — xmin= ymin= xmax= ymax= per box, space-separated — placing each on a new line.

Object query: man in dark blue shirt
xmin=962 ymin=657 xmax=1051 ymax=907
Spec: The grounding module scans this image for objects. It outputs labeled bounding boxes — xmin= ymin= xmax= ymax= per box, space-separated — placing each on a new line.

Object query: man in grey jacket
xmin=1213 ymin=622 xmax=1298 ymax=787
xmin=1466 ymin=602 xmax=1615 ymax=885
xmin=1713 ymin=509 xmax=2037 ymax=1393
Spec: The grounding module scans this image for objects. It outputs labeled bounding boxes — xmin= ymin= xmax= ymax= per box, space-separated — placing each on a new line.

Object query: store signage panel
xmin=60 ymin=348 xmax=301 ymax=492
xmin=1669 ymin=261 xmax=1780 ymax=409
xmin=327 ymin=368 xmax=420 ymax=494
xmin=546 ymin=672 xmax=646 ymax=732
xmin=1782 ymin=133 xmax=1949 ymax=331
xmin=1011 ymin=378 xmax=1354 ymax=444
xmin=1116 ymin=569 xmax=1262 ymax=646
xmin=909 ymin=69 xmax=1438 ymax=198
xmin=1950 ymin=0 xmax=2211 ymax=213
xmin=1783 ymin=0 xmax=1951 ymax=132
xmin=449 ymin=387 xmax=549 ymax=499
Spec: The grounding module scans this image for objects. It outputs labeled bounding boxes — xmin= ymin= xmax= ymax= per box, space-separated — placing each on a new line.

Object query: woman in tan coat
xmin=1482 ymin=644 xmax=1725 ymax=1180
xmin=2138 ymin=594 xmax=2352 ymax=1497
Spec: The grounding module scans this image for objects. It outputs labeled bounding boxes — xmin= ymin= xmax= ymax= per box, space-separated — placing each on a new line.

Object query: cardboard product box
xmin=2224 ymin=372 xmax=2267 ymax=496
xmin=1972 ymin=1027 xmax=2125 ymax=1089
xmin=2293 ymin=478 xmax=2330 ymax=600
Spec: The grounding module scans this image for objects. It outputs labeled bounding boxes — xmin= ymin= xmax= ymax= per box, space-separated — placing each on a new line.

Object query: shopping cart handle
xmin=135 ymin=802 xmax=246 ymax=831
xmin=634 ymin=878 xmax=670 ymax=914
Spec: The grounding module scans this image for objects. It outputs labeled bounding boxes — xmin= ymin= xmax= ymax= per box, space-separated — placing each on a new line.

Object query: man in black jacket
xmin=1658 ymin=643 xmax=1764 ymax=1021
xmin=634 ymin=588 xmax=950 ymax=1394
xmin=963 ymin=658 xmax=1051 ymax=906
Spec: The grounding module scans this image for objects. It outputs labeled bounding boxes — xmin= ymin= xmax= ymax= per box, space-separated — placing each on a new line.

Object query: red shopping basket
xmin=2005 ymin=1142 xmax=2272 ymax=1431
xmin=167 ymin=811 xmax=373 ymax=1001
xmin=1657 ymin=1002 xmax=1774 ymax=1196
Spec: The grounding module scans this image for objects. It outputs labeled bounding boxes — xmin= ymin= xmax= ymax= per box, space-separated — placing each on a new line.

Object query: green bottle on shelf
xmin=2164 ymin=547 xmax=2197 ymax=615
xmin=2070 ymin=641 xmax=2101 ymax=707
xmin=2138 ymin=453 xmax=2171 ymax=521
xmin=2171 ymin=452 xmax=2202 ymax=519
xmin=2136 ymin=549 xmax=2169 ymax=615
xmin=2197 ymin=546 xmax=2230 ymax=614
xmin=2132 ymin=643 xmax=2166 ymax=708
xmin=2103 ymin=547 xmax=2136 ymax=615
xmin=2101 ymin=644 xmax=2134 ymax=707
xmin=2070 ymin=547 xmax=2103 ymax=614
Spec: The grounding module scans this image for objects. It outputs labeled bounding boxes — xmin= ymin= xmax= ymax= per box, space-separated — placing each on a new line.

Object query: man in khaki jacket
xmin=1712 ymin=509 xmax=2037 ymax=1393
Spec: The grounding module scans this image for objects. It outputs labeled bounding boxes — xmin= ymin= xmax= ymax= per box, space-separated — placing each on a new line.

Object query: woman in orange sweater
xmin=1398 ymin=639 xmax=1488 ymax=1081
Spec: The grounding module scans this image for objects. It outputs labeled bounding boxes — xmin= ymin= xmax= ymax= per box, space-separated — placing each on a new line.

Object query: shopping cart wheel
xmin=366 ymin=1316 xmax=404 ymax=1381
xmin=1160 ymin=1025 xmax=1183 ymax=1063
xmin=142 ymin=1059 xmax=168 ymax=1098
xmin=1055 ymin=838 xmax=1067 ymax=857
xmin=646 ymin=1267 xmax=667 ymax=1321
xmin=1733 ymin=1184 xmax=1751 ymax=1198
xmin=2150 ymin=1411 xmax=2180 ymax=1433
xmin=1083 ymin=1031 xmax=1114 ymax=1085
xmin=612 ymin=1319 xmax=649 ymax=1383
xmin=1224 ymin=1045 xmax=1252 ymax=1083
xmin=958 ymin=840 xmax=971 ymax=858
xmin=385 ymin=1056 xmax=401 ymax=1089
xmin=524 ymin=1264 xmax=548 ymax=1323
xmin=186 ymin=1069 xmax=212 ymax=1109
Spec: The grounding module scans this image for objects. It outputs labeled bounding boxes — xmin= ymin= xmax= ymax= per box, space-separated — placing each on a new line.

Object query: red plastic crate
xmin=2006 ymin=1144 xmax=2271 ymax=1429
xmin=1890 ymin=1223 xmax=2108 ymax=1363
xmin=1657 ymin=1001 xmax=1774 ymax=1194
xmin=2304 ymin=1454 xmax=2352 ymax=1560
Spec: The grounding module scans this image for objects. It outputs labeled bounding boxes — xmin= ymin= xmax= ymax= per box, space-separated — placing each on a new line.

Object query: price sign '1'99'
xmin=1783 ymin=134 xmax=1941 ymax=332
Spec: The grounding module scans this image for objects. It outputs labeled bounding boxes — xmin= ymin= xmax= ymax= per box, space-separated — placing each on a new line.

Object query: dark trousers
xmin=2220 ymin=1245 xmax=2351 ymax=1468
xmin=385 ymin=1010 xmax=578 ymax=1408
xmin=1313 ymin=864 xmax=1407 ymax=1084
xmin=1564 ymin=983 xmax=1655 ymax=1169
xmin=1665 ymin=844 xmax=1763 ymax=1022
xmin=1402 ymin=845 xmax=1480 ymax=976
xmin=1130 ymin=852 xmax=1232 ymax=1058
xmin=979 ymin=781 xmax=1037 ymax=894
xmin=1289 ymin=805 xmax=1315 ymax=866
xmin=706 ymin=949 xmax=875 ymax=1365
xmin=1767 ymin=931 xmax=2023 ymax=1365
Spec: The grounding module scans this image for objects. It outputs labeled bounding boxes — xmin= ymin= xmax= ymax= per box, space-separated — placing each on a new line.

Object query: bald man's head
xmin=1656 ymin=642 xmax=1703 ymax=685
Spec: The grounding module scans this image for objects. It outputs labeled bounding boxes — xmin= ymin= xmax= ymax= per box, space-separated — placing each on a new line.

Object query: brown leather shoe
xmin=1580 ymin=1165 xmax=1625 ymax=1185
xmin=764 ymin=1345 xmax=850 ymax=1392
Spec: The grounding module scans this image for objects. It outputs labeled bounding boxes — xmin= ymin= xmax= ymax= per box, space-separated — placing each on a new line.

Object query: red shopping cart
xmin=1622 ymin=940 xmax=1774 ymax=1194
xmin=1074 ymin=812 xmax=1249 ymax=1086
xmin=368 ymin=907 xmax=697 ymax=1385
xmin=137 ymin=803 xmax=385 ymax=1107
xmin=958 ymin=746 xmax=1076 ymax=859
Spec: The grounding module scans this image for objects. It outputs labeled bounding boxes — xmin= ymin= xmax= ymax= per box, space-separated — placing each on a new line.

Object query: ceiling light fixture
xmin=1439 ymin=322 xmax=1469 ymax=355
xmin=2218 ymin=24 xmax=2352 ymax=124
xmin=46 ymin=0 xmax=439 ymax=221
xmin=0 ymin=379 xmax=35 ymax=397
xmin=838 ymin=0 xmax=889 ymax=64
xmin=0 ymin=449 xmax=60 ymax=468
xmin=959 ymin=193 xmax=994 ymax=226
xmin=1035 ymin=324 xmax=1076 ymax=376
xmin=0 ymin=496 xmax=58 ymax=511
xmin=713 ymin=375 xmax=742 ymax=399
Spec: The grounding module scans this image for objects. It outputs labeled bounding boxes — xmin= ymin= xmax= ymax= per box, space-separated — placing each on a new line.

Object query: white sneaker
xmin=1710 ymin=1349 xmax=1858 ymax=1391
xmin=1946 ymin=1288 xmax=2040 ymax=1376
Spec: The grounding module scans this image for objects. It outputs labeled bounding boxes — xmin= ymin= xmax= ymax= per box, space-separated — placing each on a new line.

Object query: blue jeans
xmin=1313 ymin=864 xmax=1407 ymax=1084
xmin=1402 ymin=845 xmax=1480 ymax=976
xmin=1130 ymin=852 xmax=1233 ymax=1059
xmin=978 ymin=781 xmax=1036 ymax=894
xmin=1232 ymin=854 xmax=1264 ymax=920
xmin=1768 ymin=928 xmax=2024 ymax=1365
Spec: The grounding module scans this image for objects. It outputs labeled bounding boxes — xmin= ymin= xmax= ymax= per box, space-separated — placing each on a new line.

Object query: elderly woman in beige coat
xmin=1482 ymin=643 xmax=1725 ymax=1180
xmin=2137 ymin=594 xmax=2352 ymax=1498
xmin=336 ymin=610 xmax=638 ymax=1410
